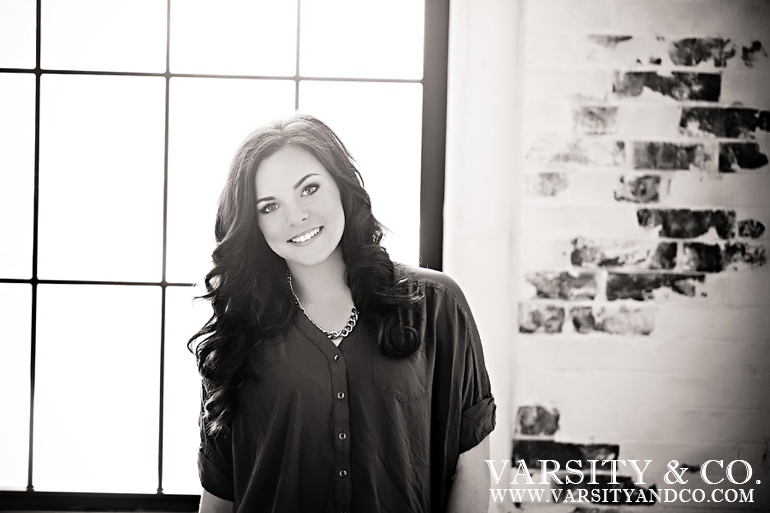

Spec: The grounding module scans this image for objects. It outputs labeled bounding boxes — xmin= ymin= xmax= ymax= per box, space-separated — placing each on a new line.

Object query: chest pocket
xmin=372 ymin=344 xmax=428 ymax=402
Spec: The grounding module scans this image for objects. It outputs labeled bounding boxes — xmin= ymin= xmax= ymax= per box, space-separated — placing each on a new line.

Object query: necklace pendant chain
xmin=287 ymin=273 xmax=359 ymax=340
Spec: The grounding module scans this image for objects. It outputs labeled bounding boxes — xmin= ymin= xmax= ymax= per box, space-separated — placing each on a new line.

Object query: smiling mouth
xmin=289 ymin=227 xmax=322 ymax=244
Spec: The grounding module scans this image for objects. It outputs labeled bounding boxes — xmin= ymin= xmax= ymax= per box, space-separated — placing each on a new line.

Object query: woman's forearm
xmin=199 ymin=489 xmax=234 ymax=513
xmin=446 ymin=436 xmax=491 ymax=513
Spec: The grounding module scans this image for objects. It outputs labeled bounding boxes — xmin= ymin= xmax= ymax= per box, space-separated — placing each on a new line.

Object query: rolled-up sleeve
xmin=458 ymin=316 xmax=496 ymax=453
xmin=419 ymin=271 xmax=498 ymax=511
xmin=423 ymin=272 xmax=497 ymax=455
xmin=198 ymin=413 xmax=235 ymax=502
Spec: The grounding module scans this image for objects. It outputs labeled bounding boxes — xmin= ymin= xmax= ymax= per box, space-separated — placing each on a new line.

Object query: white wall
xmin=444 ymin=0 xmax=522 ymax=475
xmin=444 ymin=1 xmax=770 ymax=512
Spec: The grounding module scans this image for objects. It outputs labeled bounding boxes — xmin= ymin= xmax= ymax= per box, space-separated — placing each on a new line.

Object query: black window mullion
xmin=294 ymin=0 xmax=302 ymax=110
xmin=0 ymin=67 xmax=421 ymax=84
xmin=26 ymin=0 xmax=43 ymax=493
xmin=419 ymin=0 xmax=449 ymax=271
xmin=157 ymin=284 xmax=167 ymax=495
xmin=157 ymin=0 xmax=174 ymax=494
xmin=5 ymin=0 xmax=445 ymax=508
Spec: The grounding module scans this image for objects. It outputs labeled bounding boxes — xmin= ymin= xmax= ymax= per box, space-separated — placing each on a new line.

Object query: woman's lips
xmin=288 ymin=226 xmax=322 ymax=244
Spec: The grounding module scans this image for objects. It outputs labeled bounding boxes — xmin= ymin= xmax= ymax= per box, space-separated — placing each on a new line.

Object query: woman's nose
xmin=286 ymin=204 xmax=309 ymax=225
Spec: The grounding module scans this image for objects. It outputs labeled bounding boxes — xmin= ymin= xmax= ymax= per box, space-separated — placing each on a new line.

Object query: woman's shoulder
xmin=395 ymin=263 xmax=473 ymax=313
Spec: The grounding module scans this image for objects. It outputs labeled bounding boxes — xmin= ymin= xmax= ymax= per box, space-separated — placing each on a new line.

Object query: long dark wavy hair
xmin=188 ymin=113 xmax=423 ymax=434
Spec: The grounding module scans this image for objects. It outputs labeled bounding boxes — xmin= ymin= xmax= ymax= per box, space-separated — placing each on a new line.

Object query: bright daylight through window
xmin=0 ymin=0 xmax=432 ymax=501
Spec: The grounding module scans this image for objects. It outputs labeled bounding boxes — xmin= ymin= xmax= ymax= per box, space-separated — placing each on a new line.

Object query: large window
xmin=0 ymin=0 xmax=448 ymax=509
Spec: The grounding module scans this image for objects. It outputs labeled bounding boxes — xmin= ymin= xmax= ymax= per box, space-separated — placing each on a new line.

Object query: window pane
xmin=34 ymin=284 xmax=161 ymax=492
xmin=162 ymin=285 xmax=210 ymax=493
xmin=0 ymin=0 xmax=36 ymax=68
xmin=299 ymin=81 xmax=422 ymax=265
xmin=170 ymin=0 xmax=297 ymax=76
xmin=0 ymin=284 xmax=31 ymax=490
xmin=166 ymin=77 xmax=295 ymax=283
xmin=41 ymin=0 xmax=166 ymax=72
xmin=0 ymin=73 xmax=35 ymax=279
xmin=300 ymin=0 xmax=424 ymax=79
xmin=38 ymin=75 xmax=165 ymax=281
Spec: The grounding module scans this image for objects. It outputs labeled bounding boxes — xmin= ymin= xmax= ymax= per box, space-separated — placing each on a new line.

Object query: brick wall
xmin=512 ymin=0 xmax=770 ymax=511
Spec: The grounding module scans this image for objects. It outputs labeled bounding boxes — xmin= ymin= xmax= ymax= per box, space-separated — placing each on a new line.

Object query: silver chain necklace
xmin=287 ymin=273 xmax=359 ymax=340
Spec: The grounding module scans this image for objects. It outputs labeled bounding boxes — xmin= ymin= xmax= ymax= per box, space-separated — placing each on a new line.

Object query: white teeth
xmin=290 ymin=227 xmax=321 ymax=243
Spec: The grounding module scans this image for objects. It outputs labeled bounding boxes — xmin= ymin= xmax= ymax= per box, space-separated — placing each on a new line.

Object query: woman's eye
xmin=301 ymin=184 xmax=319 ymax=196
xmin=259 ymin=203 xmax=278 ymax=214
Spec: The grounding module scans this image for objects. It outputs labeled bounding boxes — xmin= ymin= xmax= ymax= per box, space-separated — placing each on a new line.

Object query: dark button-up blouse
xmin=198 ymin=266 xmax=496 ymax=513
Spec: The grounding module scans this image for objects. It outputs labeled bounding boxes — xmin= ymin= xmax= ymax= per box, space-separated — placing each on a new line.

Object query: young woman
xmin=189 ymin=114 xmax=495 ymax=513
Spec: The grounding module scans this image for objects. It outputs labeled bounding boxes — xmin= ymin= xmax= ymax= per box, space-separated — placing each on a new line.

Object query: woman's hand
xmin=446 ymin=435 xmax=491 ymax=513
xmin=199 ymin=489 xmax=234 ymax=513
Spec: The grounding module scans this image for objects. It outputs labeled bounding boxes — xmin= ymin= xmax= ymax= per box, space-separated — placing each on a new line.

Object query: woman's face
xmin=255 ymin=144 xmax=345 ymax=271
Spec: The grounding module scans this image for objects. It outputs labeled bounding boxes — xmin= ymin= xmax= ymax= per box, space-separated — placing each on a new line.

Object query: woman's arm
xmin=446 ymin=435 xmax=491 ymax=513
xmin=199 ymin=489 xmax=234 ymax=513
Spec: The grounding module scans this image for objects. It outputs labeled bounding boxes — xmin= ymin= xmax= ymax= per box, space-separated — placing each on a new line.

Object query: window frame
xmin=0 ymin=0 xmax=448 ymax=509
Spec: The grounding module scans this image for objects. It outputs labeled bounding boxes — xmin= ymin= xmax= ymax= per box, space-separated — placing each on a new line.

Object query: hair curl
xmin=188 ymin=113 xmax=423 ymax=434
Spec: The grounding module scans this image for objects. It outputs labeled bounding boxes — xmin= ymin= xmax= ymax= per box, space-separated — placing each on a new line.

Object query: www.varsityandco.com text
xmin=486 ymin=459 xmax=760 ymax=505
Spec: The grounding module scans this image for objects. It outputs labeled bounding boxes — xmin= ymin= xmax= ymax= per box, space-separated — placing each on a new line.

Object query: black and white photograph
xmin=0 ymin=1 xmax=768 ymax=512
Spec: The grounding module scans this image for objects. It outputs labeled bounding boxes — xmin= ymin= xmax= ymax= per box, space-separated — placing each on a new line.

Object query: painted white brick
xmin=524 ymin=171 xmax=634 ymax=206
xmin=614 ymin=82 xmax=684 ymax=104
xmin=665 ymin=172 xmax=770 ymax=208
xmin=655 ymin=305 xmax=770 ymax=341
xmin=449 ymin=2 xmax=770 ymax=510
xmin=525 ymin=0 xmax=613 ymax=32
xmin=571 ymin=237 xmax=677 ymax=269
xmin=522 ymin=204 xmax=661 ymax=239
xmin=523 ymin=30 xmax=577 ymax=65
xmin=662 ymin=408 xmax=769 ymax=444
xmin=734 ymin=207 xmax=770 ymax=239
xmin=515 ymin=365 xmax=768 ymax=409
xmin=523 ymin=66 xmax=615 ymax=102
xmin=511 ymin=367 xmax=558 ymax=407
xmin=722 ymin=132 xmax=770 ymax=174
xmin=521 ymin=101 xmax=574 ymax=136
xmin=553 ymin=404 xmax=656 ymax=441
xmin=577 ymin=34 xmax=671 ymax=68
xmin=618 ymin=102 xmax=683 ymax=138
xmin=518 ymin=336 xmax=770 ymax=375
xmin=519 ymin=237 xmax=573 ymax=271
xmin=523 ymin=172 xmax=570 ymax=199
xmin=611 ymin=0 xmax=770 ymax=38
xmin=722 ymin=39 xmax=770 ymax=72
xmin=722 ymin=71 xmax=770 ymax=110
xmin=554 ymin=405 xmax=769 ymax=444
xmin=633 ymin=372 xmax=764 ymax=408
xmin=576 ymin=33 xmax=770 ymax=72
xmin=523 ymin=134 xmax=627 ymax=170
xmin=706 ymin=270 xmax=770 ymax=306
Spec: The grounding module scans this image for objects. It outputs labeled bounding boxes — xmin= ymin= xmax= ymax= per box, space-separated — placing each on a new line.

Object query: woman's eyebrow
xmin=257 ymin=173 xmax=320 ymax=203
xmin=293 ymin=173 xmax=319 ymax=189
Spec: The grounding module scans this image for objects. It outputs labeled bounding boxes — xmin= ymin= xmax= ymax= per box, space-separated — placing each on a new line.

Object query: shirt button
xmin=337 ymin=391 xmax=345 ymax=400
xmin=339 ymin=469 xmax=348 ymax=478
xmin=333 ymin=354 xmax=340 ymax=362
xmin=339 ymin=431 xmax=347 ymax=440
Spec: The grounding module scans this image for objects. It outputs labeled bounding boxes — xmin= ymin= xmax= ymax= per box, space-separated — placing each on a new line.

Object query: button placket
xmin=329 ymin=350 xmax=351 ymax=511
xmin=294 ymin=314 xmax=356 ymax=512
